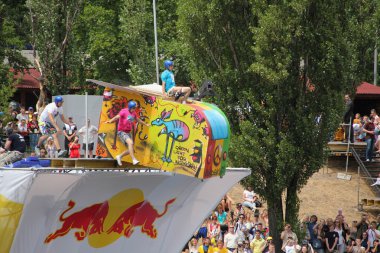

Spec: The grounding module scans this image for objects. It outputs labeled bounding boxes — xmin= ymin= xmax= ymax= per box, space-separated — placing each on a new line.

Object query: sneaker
xmin=132 ymin=159 xmax=140 ymax=165
xmin=58 ymin=150 xmax=67 ymax=158
xmin=116 ymin=155 xmax=122 ymax=166
xmin=174 ymin=92 xmax=184 ymax=101
xmin=366 ymin=159 xmax=370 ymax=162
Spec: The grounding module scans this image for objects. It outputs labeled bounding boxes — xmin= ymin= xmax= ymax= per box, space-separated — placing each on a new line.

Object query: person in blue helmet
xmin=35 ymin=96 xmax=71 ymax=157
xmin=105 ymin=100 xmax=150 ymax=166
xmin=161 ymin=60 xmax=191 ymax=103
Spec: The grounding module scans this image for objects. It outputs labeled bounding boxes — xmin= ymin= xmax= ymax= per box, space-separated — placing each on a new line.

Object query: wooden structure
xmin=327 ymin=141 xmax=366 ymax=156
xmin=45 ymin=158 xmax=142 ymax=170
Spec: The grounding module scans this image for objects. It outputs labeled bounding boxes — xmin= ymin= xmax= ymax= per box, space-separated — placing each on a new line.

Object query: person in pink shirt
xmin=105 ymin=100 xmax=149 ymax=165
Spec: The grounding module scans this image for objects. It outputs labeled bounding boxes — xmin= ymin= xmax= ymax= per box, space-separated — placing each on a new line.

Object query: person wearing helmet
xmin=105 ymin=100 xmax=150 ymax=166
xmin=35 ymin=96 xmax=71 ymax=157
xmin=161 ymin=60 xmax=192 ymax=104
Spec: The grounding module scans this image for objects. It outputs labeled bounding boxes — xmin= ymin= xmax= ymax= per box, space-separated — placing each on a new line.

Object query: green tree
xmin=178 ymin=0 xmax=372 ymax=249
xmin=0 ymin=1 xmax=29 ymax=113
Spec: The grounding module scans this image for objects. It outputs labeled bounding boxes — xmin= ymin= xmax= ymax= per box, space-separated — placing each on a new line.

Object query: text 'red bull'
xmin=44 ymin=195 xmax=175 ymax=246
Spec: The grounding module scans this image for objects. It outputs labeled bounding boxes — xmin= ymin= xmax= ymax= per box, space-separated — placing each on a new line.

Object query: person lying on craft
xmin=105 ymin=101 xmax=150 ymax=166
xmin=161 ymin=60 xmax=191 ymax=104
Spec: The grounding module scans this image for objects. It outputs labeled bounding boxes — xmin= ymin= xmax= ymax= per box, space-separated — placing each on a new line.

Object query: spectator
xmin=281 ymin=224 xmax=298 ymax=249
xmin=0 ymin=128 xmax=26 ymax=167
xmin=250 ymin=230 xmax=266 ymax=253
xmin=372 ymin=240 xmax=380 ymax=253
xmin=214 ymin=239 xmax=228 ymax=253
xmin=63 ymin=116 xmax=77 ymax=154
xmin=28 ymin=114 xmax=40 ymax=150
xmin=334 ymin=219 xmax=347 ymax=253
xmin=347 ymin=238 xmax=363 ymax=253
xmin=27 ymin=107 xmax=35 ymax=121
xmin=363 ymin=116 xmax=376 ymax=162
xmin=45 ymin=137 xmax=57 ymax=158
xmin=198 ymin=237 xmax=213 ymax=253
xmin=187 ymin=237 xmax=198 ymax=253
xmin=357 ymin=214 xmax=370 ymax=239
xmin=300 ymin=244 xmax=314 ymax=253
xmin=343 ymin=94 xmax=354 ymax=143
xmin=243 ymin=240 xmax=253 ymax=253
xmin=235 ymin=214 xmax=246 ymax=234
xmin=38 ymin=147 xmax=47 ymax=158
xmin=367 ymin=221 xmax=380 ymax=249
xmin=262 ymin=237 xmax=272 ymax=253
xmin=35 ymin=96 xmax=70 ymax=157
xmin=17 ymin=107 xmax=29 ymax=123
xmin=233 ymin=203 xmax=246 ymax=222
xmin=242 ymin=186 xmax=257 ymax=211
xmin=377 ymin=215 xmax=380 ymax=231
xmin=79 ymin=119 xmax=98 ymax=158
xmin=208 ymin=214 xmax=221 ymax=242
xmin=353 ymin=113 xmax=362 ymax=141
xmin=361 ymin=232 xmax=370 ymax=253
xmin=325 ymin=222 xmax=339 ymax=253
xmin=224 ymin=225 xmax=239 ymax=253
xmin=267 ymin=243 xmax=275 ymax=253
xmin=221 ymin=194 xmax=234 ymax=216
xmin=260 ymin=209 xmax=269 ymax=228
xmin=69 ymin=136 xmax=81 ymax=158
xmin=216 ymin=204 xmax=229 ymax=238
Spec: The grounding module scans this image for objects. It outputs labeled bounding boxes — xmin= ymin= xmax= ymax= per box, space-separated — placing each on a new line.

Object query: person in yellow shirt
xmin=213 ymin=240 xmax=228 ymax=253
xmin=250 ymin=231 xmax=266 ymax=253
xmin=198 ymin=237 xmax=214 ymax=253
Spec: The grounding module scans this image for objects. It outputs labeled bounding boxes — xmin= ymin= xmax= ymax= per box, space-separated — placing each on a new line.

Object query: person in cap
xmin=106 ymin=100 xmax=150 ymax=165
xmin=35 ymin=96 xmax=71 ymax=157
xmin=63 ymin=116 xmax=77 ymax=154
xmin=161 ymin=60 xmax=192 ymax=104
xmin=0 ymin=128 xmax=26 ymax=167
xmin=28 ymin=107 xmax=35 ymax=121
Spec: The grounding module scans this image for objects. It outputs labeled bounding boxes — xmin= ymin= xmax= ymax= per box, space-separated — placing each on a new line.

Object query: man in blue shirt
xmin=161 ymin=60 xmax=191 ymax=103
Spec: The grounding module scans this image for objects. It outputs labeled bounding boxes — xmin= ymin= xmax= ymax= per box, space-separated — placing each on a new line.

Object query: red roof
xmin=356 ymin=82 xmax=380 ymax=95
xmin=10 ymin=68 xmax=40 ymax=89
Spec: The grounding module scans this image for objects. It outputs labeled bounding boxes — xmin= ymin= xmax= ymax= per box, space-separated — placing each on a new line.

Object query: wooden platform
xmin=328 ymin=141 xmax=366 ymax=156
xmin=45 ymin=158 xmax=144 ymax=170
xmin=360 ymin=198 xmax=380 ymax=210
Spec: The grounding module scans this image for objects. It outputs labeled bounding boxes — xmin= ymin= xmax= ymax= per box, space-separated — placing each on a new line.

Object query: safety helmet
xmin=128 ymin=101 xmax=137 ymax=110
xmin=54 ymin=96 xmax=63 ymax=105
xmin=164 ymin=60 xmax=173 ymax=69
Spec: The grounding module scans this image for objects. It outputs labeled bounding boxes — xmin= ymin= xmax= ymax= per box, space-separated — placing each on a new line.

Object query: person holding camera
xmin=281 ymin=224 xmax=298 ymax=249
xmin=281 ymin=238 xmax=298 ymax=253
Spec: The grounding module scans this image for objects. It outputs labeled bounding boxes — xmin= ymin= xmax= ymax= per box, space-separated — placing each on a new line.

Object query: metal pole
xmin=85 ymin=92 xmax=88 ymax=158
xmin=345 ymin=117 xmax=352 ymax=174
xmin=357 ymin=166 xmax=360 ymax=210
xmin=153 ymin=0 xmax=159 ymax=85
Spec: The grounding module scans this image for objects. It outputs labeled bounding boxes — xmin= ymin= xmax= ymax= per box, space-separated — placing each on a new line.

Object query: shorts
xmin=82 ymin=143 xmax=94 ymax=150
xmin=167 ymin=87 xmax=176 ymax=97
xmin=117 ymin=131 xmax=132 ymax=145
xmin=39 ymin=121 xmax=57 ymax=136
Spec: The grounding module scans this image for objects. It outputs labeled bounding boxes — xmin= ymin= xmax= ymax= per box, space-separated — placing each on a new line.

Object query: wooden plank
xmin=75 ymin=159 xmax=117 ymax=168
xmin=50 ymin=159 xmax=63 ymax=167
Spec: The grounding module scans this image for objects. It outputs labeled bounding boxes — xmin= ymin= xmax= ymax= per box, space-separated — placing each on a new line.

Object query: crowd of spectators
xmin=182 ymin=187 xmax=380 ymax=253
xmin=0 ymin=101 xmax=98 ymax=166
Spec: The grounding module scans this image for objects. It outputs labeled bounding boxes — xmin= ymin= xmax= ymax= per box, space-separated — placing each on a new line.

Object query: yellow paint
xmin=88 ymin=188 xmax=144 ymax=248
xmin=0 ymin=194 xmax=23 ymax=253
xmin=96 ymin=88 xmax=229 ymax=178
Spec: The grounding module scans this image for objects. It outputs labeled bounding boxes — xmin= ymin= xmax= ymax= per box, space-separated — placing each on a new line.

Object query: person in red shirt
xmin=69 ymin=136 xmax=80 ymax=158
xmin=105 ymin=100 xmax=149 ymax=166
xmin=363 ymin=116 xmax=376 ymax=162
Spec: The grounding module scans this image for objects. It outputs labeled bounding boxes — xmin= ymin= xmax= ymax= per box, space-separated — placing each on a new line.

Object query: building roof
xmin=356 ymin=82 xmax=380 ymax=95
xmin=10 ymin=68 xmax=40 ymax=89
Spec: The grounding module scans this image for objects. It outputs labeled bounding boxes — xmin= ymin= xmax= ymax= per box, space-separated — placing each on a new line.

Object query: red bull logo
xmin=44 ymin=188 xmax=175 ymax=248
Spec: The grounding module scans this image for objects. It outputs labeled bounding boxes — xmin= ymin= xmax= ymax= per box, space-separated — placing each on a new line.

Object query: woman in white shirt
xmin=242 ymin=186 xmax=257 ymax=210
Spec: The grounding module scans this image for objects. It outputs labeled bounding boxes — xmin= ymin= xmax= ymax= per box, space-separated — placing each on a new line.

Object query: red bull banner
xmin=0 ymin=170 xmax=34 ymax=253
xmin=10 ymin=169 xmax=249 ymax=253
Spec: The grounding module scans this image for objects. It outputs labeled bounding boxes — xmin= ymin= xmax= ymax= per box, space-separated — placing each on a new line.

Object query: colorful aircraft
xmin=88 ymin=79 xmax=230 ymax=179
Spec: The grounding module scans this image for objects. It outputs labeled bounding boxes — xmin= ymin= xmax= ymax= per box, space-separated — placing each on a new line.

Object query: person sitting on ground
xmin=78 ymin=119 xmax=98 ymax=158
xmin=161 ymin=60 xmax=191 ymax=104
xmin=242 ymin=186 xmax=257 ymax=211
xmin=35 ymin=96 xmax=71 ymax=157
xmin=0 ymin=128 xmax=26 ymax=167
xmin=215 ymin=204 xmax=229 ymax=239
xmin=221 ymin=194 xmax=234 ymax=217
xmin=45 ymin=137 xmax=57 ymax=158
xmin=106 ymin=101 xmax=149 ymax=165
xmin=69 ymin=136 xmax=81 ymax=158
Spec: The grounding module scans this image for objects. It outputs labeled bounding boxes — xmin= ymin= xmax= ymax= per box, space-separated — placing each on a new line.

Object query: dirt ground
xmin=226 ymin=162 xmax=379 ymax=223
